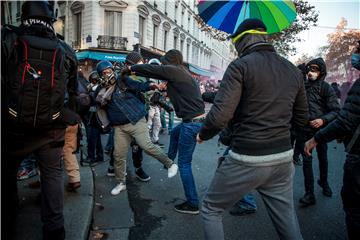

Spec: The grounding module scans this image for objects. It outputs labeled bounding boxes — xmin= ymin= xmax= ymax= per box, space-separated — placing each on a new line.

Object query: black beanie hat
xmin=126 ymin=51 xmax=143 ymax=65
xmin=229 ymin=18 xmax=267 ymax=39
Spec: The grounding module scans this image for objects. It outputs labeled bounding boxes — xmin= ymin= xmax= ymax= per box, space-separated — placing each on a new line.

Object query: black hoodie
xmin=303 ymin=58 xmax=340 ymax=134
xmin=131 ymin=50 xmax=205 ymax=120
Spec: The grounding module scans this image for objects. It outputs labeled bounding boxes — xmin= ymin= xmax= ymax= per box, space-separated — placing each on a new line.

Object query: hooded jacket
xmin=199 ymin=34 xmax=309 ymax=156
xmin=302 ymin=58 xmax=340 ymax=135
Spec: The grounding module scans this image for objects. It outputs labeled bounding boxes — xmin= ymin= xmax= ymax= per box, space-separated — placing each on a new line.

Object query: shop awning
xmin=188 ymin=64 xmax=213 ymax=77
xmin=76 ymin=50 xmax=126 ymax=62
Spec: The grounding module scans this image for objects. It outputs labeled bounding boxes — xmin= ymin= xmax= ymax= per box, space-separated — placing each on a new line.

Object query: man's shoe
xmin=174 ymin=201 xmax=199 ymax=215
xmin=66 ymin=182 xmax=81 ymax=192
xmin=17 ymin=167 xmax=37 ymax=180
xmin=153 ymin=141 xmax=165 ymax=148
xmin=317 ymin=180 xmax=333 ymax=197
xmin=43 ymin=226 xmax=65 ymax=240
xmin=107 ymin=167 xmax=115 ymax=177
xmin=168 ymin=164 xmax=178 ymax=178
xmin=299 ymin=192 xmax=316 ymax=207
xmin=135 ymin=168 xmax=151 ymax=182
xmin=229 ymin=206 xmax=256 ymax=216
xmin=111 ymin=183 xmax=126 ymax=195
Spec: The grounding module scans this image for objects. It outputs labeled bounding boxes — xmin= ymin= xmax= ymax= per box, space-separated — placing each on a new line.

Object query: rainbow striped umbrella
xmin=197 ymin=0 xmax=297 ymax=34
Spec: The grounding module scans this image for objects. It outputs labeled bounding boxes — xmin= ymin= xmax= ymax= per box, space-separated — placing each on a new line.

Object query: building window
xmin=153 ymin=24 xmax=158 ymax=48
xmin=174 ymin=36 xmax=178 ymax=49
xmin=181 ymin=9 xmax=184 ymax=27
xmin=188 ymin=16 xmax=191 ymax=32
xmin=139 ymin=15 xmax=145 ymax=44
xmin=186 ymin=43 xmax=190 ymax=62
xmin=163 ymin=30 xmax=168 ymax=51
xmin=16 ymin=1 xmax=21 ymax=20
xmin=8 ymin=2 xmax=12 ymax=23
xmin=180 ymin=39 xmax=184 ymax=53
xmin=73 ymin=12 xmax=82 ymax=46
xmin=105 ymin=11 xmax=122 ymax=36
xmin=174 ymin=5 xmax=178 ymax=23
xmin=164 ymin=0 xmax=168 ymax=15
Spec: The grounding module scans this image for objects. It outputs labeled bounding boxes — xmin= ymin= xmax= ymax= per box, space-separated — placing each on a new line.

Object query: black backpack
xmin=7 ymin=31 xmax=66 ymax=128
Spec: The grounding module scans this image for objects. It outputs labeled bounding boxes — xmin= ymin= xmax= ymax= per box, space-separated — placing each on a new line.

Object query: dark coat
xmin=199 ymin=34 xmax=309 ymax=156
xmin=301 ymin=58 xmax=340 ymax=136
xmin=315 ymin=78 xmax=360 ymax=155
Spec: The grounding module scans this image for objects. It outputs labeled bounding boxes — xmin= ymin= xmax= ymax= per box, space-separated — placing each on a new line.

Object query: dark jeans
xmin=109 ymin=140 xmax=143 ymax=169
xmin=86 ymin=124 xmax=104 ymax=162
xmin=290 ymin=132 xmax=302 ymax=160
xmin=105 ymin=128 xmax=114 ymax=151
xmin=342 ymin=154 xmax=360 ymax=240
xmin=168 ymin=122 xmax=202 ymax=207
xmin=5 ymin=128 xmax=65 ymax=240
xmin=299 ymin=138 xmax=329 ymax=193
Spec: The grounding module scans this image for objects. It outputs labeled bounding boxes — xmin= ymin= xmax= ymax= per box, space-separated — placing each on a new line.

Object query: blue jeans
xmin=168 ymin=122 xmax=202 ymax=207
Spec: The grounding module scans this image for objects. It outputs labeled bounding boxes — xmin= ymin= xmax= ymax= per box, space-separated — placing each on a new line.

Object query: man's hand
xmin=158 ymin=82 xmax=167 ymax=90
xmin=309 ymin=119 xmax=324 ymax=129
xmin=196 ymin=133 xmax=203 ymax=144
xmin=149 ymin=83 xmax=159 ymax=90
xmin=304 ymin=137 xmax=318 ymax=156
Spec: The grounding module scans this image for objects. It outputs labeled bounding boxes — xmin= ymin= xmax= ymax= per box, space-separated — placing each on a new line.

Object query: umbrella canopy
xmin=197 ymin=0 xmax=297 ymax=34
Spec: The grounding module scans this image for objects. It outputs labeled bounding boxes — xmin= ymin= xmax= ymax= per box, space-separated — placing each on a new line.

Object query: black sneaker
xmin=153 ymin=141 xmax=165 ymax=148
xmin=229 ymin=206 xmax=256 ymax=216
xmin=317 ymin=180 xmax=333 ymax=197
xmin=135 ymin=168 xmax=151 ymax=182
xmin=174 ymin=201 xmax=199 ymax=215
xmin=299 ymin=192 xmax=316 ymax=207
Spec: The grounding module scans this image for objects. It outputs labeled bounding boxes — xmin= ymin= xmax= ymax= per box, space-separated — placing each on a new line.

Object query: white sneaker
xmin=111 ymin=183 xmax=126 ymax=195
xmin=168 ymin=164 xmax=178 ymax=178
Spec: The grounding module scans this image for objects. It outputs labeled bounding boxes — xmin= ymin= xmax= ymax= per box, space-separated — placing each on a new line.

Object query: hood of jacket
xmin=234 ymin=34 xmax=267 ymax=55
xmin=306 ymin=58 xmax=327 ymax=82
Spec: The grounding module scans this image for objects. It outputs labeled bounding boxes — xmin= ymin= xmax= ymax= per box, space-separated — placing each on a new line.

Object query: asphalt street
xmin=89 ymin=132 xmax=347 ymax=240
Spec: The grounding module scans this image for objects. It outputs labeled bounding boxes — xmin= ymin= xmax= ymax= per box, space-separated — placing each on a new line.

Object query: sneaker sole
xmin=136 ymin=175 xmax=151 ymax=182
xmin=174 ymin=208 xmax=199 ymax=215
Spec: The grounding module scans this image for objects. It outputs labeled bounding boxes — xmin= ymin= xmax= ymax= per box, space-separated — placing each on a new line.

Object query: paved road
xmin=90 ymin=131 xmax=347 ymax=240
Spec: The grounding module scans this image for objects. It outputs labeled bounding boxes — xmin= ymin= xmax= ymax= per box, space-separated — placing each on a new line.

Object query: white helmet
xmin=148 ymin=58 xmax=161 ymax=65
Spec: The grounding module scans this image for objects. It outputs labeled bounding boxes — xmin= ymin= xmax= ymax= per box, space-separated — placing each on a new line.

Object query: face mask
xmin=101 ymin=71 xmax=116 ymax=86
xmin=351 ymin=53 xmax=360 ymax=70
xmin=307 ymin=71 xmax=319 ymax=81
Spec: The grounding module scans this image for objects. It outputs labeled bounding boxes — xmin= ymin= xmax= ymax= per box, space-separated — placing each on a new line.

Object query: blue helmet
xmin=96 ymin=60 xmax=113 ymax=76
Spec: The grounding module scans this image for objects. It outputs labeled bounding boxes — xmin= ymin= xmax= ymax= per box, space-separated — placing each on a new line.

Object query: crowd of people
xmin=2 ymin=1 xmax=359 ymax=240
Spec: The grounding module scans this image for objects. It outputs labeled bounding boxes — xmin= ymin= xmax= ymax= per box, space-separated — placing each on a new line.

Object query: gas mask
xmin=307 ymin=71 xmax=319 ymax=81
xmin=351 ymin=53 xmax=360 ymax=71
xmin=101 ymin=71 xmax=116 ymax=87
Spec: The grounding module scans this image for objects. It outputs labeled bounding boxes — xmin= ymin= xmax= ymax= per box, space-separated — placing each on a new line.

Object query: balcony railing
xmin=97 ymin=35 xmax=128 ymax=50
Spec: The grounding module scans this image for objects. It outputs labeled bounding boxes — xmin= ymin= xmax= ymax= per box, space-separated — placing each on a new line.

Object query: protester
xmin=202 ymin=91 xmax=257 ymax=216
xmin=297 ymin=58 xmax=340 ymax=207
xmin=96 ymin=60 xmax=178 ymax=195
xmin=196 ymin=19 xmax=308 ymax=240
xmin=2 ymin=1 xmax=78 ymax=239
xmin=129 ymin=49 xmax=206 ymax=214
xmin=304 ymin=42 xmax=360 ymax=240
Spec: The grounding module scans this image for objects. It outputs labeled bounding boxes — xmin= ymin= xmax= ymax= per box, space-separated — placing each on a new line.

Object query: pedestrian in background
xmin=196 ymin=19 xmax=308 ymax=240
